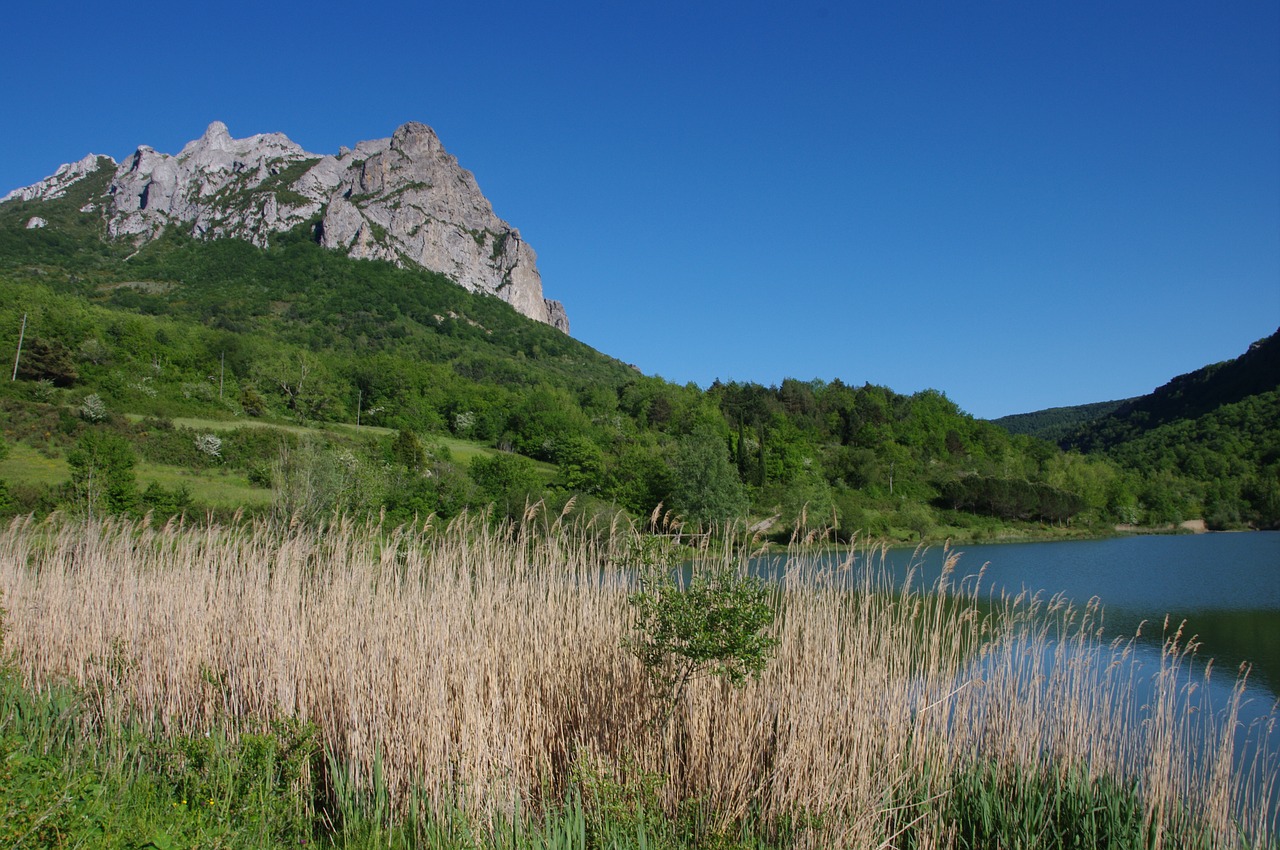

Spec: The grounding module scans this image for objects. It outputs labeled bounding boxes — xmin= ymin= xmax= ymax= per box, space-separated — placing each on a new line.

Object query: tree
xmin=669 ymin=423 xmax=747 ymax=526
xmin=271 ymin=440 xmax=384 ymax=524
xmin=67 ymin=431 xmax=137 ymax=517
xmin=604 ymin=442 xmax=670 ymax=516
xmin=15 ymin=337 xmax=78 ymax=386
xmin=0 ymin=437 xmax=11 ymax=514
xmin=268 ymin=351 xmax=339 ymax=424
xmin=469 ymin=452 xmax=543 ymax=517
xmin=625 ymin=560 xmax=777 ymax=719
xmin=78 ymin=393 xmax=107 ymax=423
xmin=553 ymin=435 xmax=606 ymax=495
xmin=391 ymin=429 xmax=426 ymax=472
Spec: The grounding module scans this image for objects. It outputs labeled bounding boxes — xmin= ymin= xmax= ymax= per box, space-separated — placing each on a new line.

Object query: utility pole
xmin=219 ymin=351 xmax=225 ymax=398
xmin=356 ymin=389 xmax=362 ymax=430
xmin=11 ymin=312 xmax=26 ymax=381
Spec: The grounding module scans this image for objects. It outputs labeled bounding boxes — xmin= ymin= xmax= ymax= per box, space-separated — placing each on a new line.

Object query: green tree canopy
xmin=668 ymin=423 xmax=747 ymax=526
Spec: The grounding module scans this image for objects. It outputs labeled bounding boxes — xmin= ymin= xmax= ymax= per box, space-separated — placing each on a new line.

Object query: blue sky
xmin=2 ymin=1 xmax=1276 ymax=419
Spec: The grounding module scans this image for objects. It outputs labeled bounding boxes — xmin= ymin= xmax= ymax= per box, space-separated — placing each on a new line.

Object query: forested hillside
xmin=2 ymin=185 xmax=1274 ymax=535
xmin=991 ymin=399 xmax=1128 ymax=443
xmin=1060 ymin=330 xmax=1280 ymax=528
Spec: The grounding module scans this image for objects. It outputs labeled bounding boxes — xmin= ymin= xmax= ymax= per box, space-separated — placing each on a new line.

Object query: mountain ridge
xmin=1065 ymin=328 xmax=1280 ymax=453
xmin=2 ymin=121 xmax=569 ymax=333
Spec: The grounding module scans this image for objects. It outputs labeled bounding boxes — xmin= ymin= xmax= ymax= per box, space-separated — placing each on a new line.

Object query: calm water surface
xmin=754 ymin=532 xmax=1279 ymax=697
xmin=755 ymin=532 xmax=1280 ymax=700
xmin=852 ymin=532 xmax=1280 ymax=701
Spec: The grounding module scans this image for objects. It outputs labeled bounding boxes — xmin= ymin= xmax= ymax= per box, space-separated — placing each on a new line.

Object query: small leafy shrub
xmin=247 ymin=464 xmax=273 ymax=489
xmin=32 ymin=378 xmax=58 ymax=402
xmin=66 ymin=430 xmax=137 ymax=516
xmin=141 ymin=482 xmax=193 ymax=517
xmin=625 ymin=559 xmax=778 ymax=715
xmin=240 ymin=386 xmax=267 ymax=417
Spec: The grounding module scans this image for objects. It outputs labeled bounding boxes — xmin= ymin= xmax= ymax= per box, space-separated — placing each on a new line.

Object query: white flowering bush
xmin=194 ymin=433 xmax=223 ymax=460
xmin=79 ymin=393 xmax=107 ymax=423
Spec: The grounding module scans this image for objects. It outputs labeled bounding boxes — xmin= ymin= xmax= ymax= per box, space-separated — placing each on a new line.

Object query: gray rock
xmin=25 ymin=216 xmax=47 ymax=229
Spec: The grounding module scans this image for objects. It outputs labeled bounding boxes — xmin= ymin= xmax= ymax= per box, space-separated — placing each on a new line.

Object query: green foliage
xmin=938 ymin=475 xmax=1085 ymax=524
xmin=552 ymin=434 xmax=606 ymax=495
xmin=1053 ymin=330 xmax=1280 ymax=528
xmin=626 ymin=560 xmax=778 ymax=713
xmin=239 ymin=386 xmax=267 ymax=417
xmin=3 ymin=202 xmax=1266 ymax=536
xmin=66 ymin=429 xmax=137 ymax=516
xmin=391 ymin=428 xmax=426 ymax=471
xmin=15 ymin=335 xmax=78 ymax=386
xmin=991 ymin=399 xmax=1129 ymax=443
xmin=1070 ymin=329 xmax=1280 ymax=453
xmin=140 ymin=481 xmax=195 ymax=517
xmin=470 ymin=452 xmax=542 ymax=518
xmin=0 ymin=438 xmax=9 ymax=514
xmin=668 ymin=422 xmax=748 ymax=526
xmin=0 ymin=671 xmax=318 ymax=849
xmin=888 ymin=759 xmax=1205 ymax=850
xmin=271 ymin=440 xmax=382 ymax=523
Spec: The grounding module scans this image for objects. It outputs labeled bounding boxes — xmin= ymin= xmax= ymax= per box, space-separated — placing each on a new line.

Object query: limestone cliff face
xmin=3 ymin=122 xmax=569 ymax=332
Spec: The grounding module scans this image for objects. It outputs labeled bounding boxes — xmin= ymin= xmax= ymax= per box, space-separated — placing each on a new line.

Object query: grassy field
xmin=1 ymin=514 xmax=1275 ymax=847
xmin=0 ymin=440 xmax=272 ymax=508
xmin=121 ymin=412 xmax=548 ymax=473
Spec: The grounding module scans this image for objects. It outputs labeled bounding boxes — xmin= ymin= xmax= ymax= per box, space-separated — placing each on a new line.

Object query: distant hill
xmin=990 ymin=399 xmax=1130 ymax=444
xmin=1066 ymin=329 xmax=1280 ymax=453
xmin=1064 ymin=329 xmax=1280 ymax=528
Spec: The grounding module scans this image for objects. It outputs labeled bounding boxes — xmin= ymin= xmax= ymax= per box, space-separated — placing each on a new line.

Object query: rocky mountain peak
xmin=4 ymin=122 xmax=568 ymax=333
xmin=390 ymin=121 xmax=443 ymax=156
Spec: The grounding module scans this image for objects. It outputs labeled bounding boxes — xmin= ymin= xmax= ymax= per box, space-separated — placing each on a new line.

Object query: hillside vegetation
xmin=1056 ymin=330 xmax=1280 ymax=528
xmin=2 ymin=184 xmax=1277 ymax=533
xmin=990 ymin=399 xmax=1129 ymax=443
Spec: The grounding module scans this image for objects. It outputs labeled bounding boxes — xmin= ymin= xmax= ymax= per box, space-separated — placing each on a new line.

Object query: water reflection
xmin=744 ymin=533 xmax=1280 ymax=829
xmin=752 ymin=532 xmax=1280 ymax=703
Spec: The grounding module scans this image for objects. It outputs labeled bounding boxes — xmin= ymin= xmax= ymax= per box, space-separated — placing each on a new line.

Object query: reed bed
xmin=0 ymin=511 xmax=1276 ymax=847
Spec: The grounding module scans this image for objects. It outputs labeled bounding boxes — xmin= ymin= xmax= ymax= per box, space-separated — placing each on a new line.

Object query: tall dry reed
xmin=0 ymin=512 xmax=1275 ymax=846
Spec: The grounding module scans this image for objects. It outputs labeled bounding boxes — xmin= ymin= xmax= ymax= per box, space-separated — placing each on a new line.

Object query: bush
xmin=625 ymin=557 xmax=778 ymax=717
xmin=469 ymin=452 xmax=542 ymax=518
xmin=66 ymin=430 xmax=137 ymax=516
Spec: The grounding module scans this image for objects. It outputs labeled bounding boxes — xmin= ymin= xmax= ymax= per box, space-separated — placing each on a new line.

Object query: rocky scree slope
xmin=3 ymin=121 xmax=568 ymax=332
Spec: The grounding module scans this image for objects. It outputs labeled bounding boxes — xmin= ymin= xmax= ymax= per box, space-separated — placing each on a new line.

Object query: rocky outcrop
xmin=3 ymin=154 xmax=107 ymax=203
xmin=4 ymin=122 xmax=568 ymax=332
xmin=105 ymin=121 xmax=322 ymax=246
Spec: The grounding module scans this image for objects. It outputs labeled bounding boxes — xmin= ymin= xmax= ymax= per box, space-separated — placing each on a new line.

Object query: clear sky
xmin=2 ymin=1 xmax=1277 ymax=419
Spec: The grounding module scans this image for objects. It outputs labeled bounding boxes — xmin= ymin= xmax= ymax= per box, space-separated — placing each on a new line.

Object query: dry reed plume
xmin=1 ymin=511 xmax=1276 ymax=846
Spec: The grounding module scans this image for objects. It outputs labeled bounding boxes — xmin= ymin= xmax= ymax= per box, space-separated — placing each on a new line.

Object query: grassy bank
xmin=1 ymin=513 xmax=1276 ymax=847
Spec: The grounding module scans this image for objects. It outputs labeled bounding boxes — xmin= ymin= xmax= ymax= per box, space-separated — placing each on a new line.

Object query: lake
xmin=753 ymin=531 xmax=1280 ymax=825
xmin=810 ymin=531 xmax=1280 ymax=701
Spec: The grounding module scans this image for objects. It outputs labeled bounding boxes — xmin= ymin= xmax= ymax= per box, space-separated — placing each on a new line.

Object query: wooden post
xmin=11 ymin=312 xmax=26 ymax=381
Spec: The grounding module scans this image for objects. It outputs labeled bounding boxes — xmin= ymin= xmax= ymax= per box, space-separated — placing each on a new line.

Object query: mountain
xmin=1058 ymin=330 xmax=1280 ymax=528
xmin=2 ymin=124 xmax=1272 ymax=532
xmin=990 ymin=399 xmax=1130 ymax=444
xmin=1066 ymin=329 xmax=1280 ymax=453
xmin=2 ymin=121 xmax=569 ymax=332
